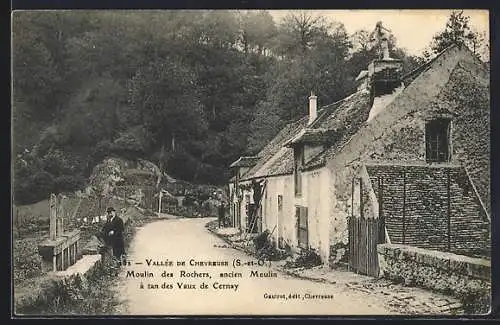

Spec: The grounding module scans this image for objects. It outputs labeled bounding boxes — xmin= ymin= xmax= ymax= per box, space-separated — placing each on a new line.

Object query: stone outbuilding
xmin=229 ymin=44 xmax=490 ymax=269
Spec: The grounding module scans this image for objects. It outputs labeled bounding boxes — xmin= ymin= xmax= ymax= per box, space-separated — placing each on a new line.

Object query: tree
xmin=273 ymin=11 xmax=333 ymax=58
xmin=431 ymin=10 xmax=477 ymax=54
xmin=238 ymin=10 xmax=277 ymax=55
xmin=246 ymin=100 xmax=284 ymax=154
xmin=262 ymin=14 xmax=353 ymax=122
xmin=127 ymin=57 xmax=208 ymax=156
xmin=195 ymin=10 xmax=240 ymax=49
xmin=467 ymin=28 xmax=489 ymax=62
xmin=12 ymin=13 xmax=61 ymax=121
xmin=15 ymin=11 xmax=401 ymax=199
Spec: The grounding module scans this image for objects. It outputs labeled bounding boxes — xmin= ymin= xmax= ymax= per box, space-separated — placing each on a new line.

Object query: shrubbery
xmin=13 ymin=152 xmax=87 ymax=205
xmin=53 ymin=175 xmax=86 ymax=193
xmin=257 ymin=245 xmax=289 ymax=261
xmin=252 ymin=230 xmax=289 ymax=261
xmin=13 ymin=239 xmax=44 ymax=283
xmin=15 ymin=258 xmax=121 ymax=315
xmin=457 ymin=282 xmax=490 ymax=314
xmin=15 ymin=210 xmax=138 ymax=315
xmin=253 ymin=230 xmax=270 ymax=251
xmin=284 ymin=248 xmax=322 ymax=269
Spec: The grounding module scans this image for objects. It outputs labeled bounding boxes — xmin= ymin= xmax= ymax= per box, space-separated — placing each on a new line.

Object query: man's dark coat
xmin=101 ymin=215 xmax=125 ymax=258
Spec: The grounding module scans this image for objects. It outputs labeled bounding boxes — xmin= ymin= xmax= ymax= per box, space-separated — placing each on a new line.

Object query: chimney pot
xmin=308 ymin=91 xmax=317 ymax=125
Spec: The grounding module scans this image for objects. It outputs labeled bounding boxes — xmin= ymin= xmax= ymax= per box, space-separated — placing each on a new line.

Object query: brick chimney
xmin=308 ymin=91 xmax=317 ymax=125
xmin=366 ymin=59 xmax=405 ymax=122
xmin=368 ymin=59 xmax=403 ymax=98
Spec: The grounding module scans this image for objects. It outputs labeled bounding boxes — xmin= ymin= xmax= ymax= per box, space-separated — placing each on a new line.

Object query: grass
xmin=14 ymin=215 xmax=141 ymax=316
xmin=14 ymin=256 xmax=123 ymax=315
xmin=13 ymin=200 xmax=50 ymax=221
xmin=14 ymin=196 xmax=84 ymax=221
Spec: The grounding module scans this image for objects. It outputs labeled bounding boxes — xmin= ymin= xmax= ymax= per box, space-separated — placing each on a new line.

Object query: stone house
xmin=228 ymin=44 xmax=490 ymax=267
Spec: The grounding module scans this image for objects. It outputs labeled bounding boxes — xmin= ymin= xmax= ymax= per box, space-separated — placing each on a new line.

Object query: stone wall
xmin=377 ymin=243 xmax=490 ymax=313
xmin=326 ymin=46 xmax=490 ymax=255
xmin=367 ymin=165 xmax=490 ymax=258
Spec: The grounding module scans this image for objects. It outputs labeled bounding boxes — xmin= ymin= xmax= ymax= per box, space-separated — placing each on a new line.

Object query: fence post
xmin=365 ymin=217 xmax=369 ymax=275
xmin=402 ymin=168 xmax=406 ymax=245
xmin=359 ymin=178 xmax=364 ymax=219
xmin=447 ymin=169 xmax=451 ymax=252
xmin=348 ymin=216 xmax=351 ymax=272
xmin=351 ymin=178 xmax=354 ymax=218
xmin=378 ymin=177 xmax=385 ymax=243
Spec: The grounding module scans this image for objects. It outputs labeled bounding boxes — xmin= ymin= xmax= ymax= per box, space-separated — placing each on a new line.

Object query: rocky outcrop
xmin=86 ymin=157 xmax=162 ymax=197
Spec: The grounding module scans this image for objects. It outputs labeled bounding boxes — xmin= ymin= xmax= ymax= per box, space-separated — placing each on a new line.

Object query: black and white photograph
xmin=11 ymin=9 xmax=491 ymax=316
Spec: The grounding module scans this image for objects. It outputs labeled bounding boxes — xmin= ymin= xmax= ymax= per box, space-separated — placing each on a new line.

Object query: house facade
xmin=229 ymin=44 xmax=490 ymax=267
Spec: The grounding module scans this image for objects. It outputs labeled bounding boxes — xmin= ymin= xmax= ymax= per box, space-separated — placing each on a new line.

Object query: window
xmin=296 ymin=206 xmax=308 ymax=248
xmin=294 ymin=146 xmax=304 ymax=196
xmin=425 ymin=118 xmax=451 ymax=162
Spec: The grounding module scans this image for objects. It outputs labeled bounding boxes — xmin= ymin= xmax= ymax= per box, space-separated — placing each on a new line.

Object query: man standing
xmin=101 ymin=207 xmax=125 ymax=261
xmin=218 ymin=201 xmax=225 ymax=228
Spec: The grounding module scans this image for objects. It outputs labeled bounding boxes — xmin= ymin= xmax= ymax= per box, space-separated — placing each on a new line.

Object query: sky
xmin=268 ymin=10 xmax=489 ymax=56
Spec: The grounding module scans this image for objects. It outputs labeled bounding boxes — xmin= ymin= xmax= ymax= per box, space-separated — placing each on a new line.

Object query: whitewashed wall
xmin=299 ymin=167 xmax=332 ymax=262
xmin=260 ymin=175 xmax=295 ymax=248
xmin=237 ymin=168 xmax=334 ymax=265
xmin=238 ymin=180 xmax=252 ymax=232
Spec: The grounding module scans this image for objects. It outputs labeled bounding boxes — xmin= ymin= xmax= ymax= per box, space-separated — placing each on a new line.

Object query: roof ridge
xmin=402 ymin=44 xmax=457 ymax=83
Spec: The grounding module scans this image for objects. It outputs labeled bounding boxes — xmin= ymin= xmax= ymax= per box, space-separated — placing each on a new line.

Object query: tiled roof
xmin=285 ymin=128 xmax=339 ymax=147
xmin=401 ymin=45 xmax=456 ymax=85
xmin=240 ymin=89 xmax=371 ymax=180
xmin=240 ymin=116 xmax=308 ymax=180
xmin=238 ymin=45 xmax=488 ymax=186
xmin=229 ymin=156 xmax=259 ymax=168
xmin=302 ymin=90 xmax=372 ymax=170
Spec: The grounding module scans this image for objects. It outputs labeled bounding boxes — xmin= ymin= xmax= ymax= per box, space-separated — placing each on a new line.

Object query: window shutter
xmin=296 ymin=206 xmax=300 ymax=228
xmin=297 ymin=206 xmax=309 ymax=248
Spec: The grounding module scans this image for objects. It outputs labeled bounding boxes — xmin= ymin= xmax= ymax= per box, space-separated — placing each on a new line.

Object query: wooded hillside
xmin=12 ymin=10 xmax=422 ymax=205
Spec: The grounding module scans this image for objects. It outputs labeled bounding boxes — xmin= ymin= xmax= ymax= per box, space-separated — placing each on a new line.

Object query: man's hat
xmin=106 ymin=207 xmax=115 ymax=213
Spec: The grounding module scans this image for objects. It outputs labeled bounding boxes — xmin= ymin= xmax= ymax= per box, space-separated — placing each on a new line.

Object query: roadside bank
xmin=205 ymin=221 xmax=464 ymax=315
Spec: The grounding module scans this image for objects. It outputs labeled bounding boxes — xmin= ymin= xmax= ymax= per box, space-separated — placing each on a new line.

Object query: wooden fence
xmin=348 ymin=216 xmax=382 ymax=277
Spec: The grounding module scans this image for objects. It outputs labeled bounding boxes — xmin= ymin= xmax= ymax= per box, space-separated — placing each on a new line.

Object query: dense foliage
xmin=430 ymin=10 xmax=488 ymax=61
xmin=13 ymin=11 xmax=432 ymax=204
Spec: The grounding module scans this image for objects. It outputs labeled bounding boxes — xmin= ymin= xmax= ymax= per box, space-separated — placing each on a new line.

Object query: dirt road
xmin=115 ymin=217 xmax=403 ymax=315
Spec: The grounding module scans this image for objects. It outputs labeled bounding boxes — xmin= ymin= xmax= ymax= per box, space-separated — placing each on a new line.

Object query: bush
xmin=329 ymin=242 xmax=349 ymax=267
xmin=13 ymin=239 xmax=44 ymax=283
xmin=251 ymin=230 xmax=289 ymax=261
xmin=14 ymin=171 xmax=55 ymax=205
xmin=15 ymin=214 xmax=138 ymax=315
xmin=455 ymin=280 xmax=490 ymax=314
xmin=253 ymin=230 xmax=270 ymax=251
xmin=15 ymin=260 xmax=120 ymax=315
xmin=257 ymin=245 xmax=290 ymax=261
xmin=13 ymin=214 xmax=48 ymax=238
xmin=284 ymin=248 xmax=322 ymax=269
xmin=54 ymin=175 xmax=86 ymax=193
xmin=41 ymin=149 xmax=72 ymax=176
xmin=92 ymin=140 xmax=113 ymax=162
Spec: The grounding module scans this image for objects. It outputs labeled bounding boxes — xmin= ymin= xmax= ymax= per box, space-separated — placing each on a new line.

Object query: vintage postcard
xmin=11 ymin=9 xmax=491 ymax=316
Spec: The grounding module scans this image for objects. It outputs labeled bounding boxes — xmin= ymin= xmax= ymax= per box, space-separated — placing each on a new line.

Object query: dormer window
xmin=425 ymin=118 xmax=451 ymax=162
